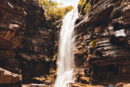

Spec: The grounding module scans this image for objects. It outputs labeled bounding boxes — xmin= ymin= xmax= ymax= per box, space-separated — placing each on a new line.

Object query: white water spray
xmin=54 ymin=6 xmax=79 ymax=87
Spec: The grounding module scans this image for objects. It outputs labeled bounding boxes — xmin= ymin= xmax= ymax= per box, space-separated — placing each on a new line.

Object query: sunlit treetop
xmin=39 ymin=0 xmax=74 ymax=20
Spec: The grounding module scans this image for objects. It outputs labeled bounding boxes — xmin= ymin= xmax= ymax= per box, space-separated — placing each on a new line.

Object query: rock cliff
xmin=0 ymin=0 xmax=130 ymax=86
xmin=0 ymin=0 xmax=59 ymax=86
xmin=75 ymin=0 xmax=130 ymax=85
xmin=0 ymin=0 xmax=26 ymax=74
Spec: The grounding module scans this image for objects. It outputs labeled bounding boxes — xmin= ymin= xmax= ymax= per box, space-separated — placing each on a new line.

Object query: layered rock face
xmin=0 ymin=0 xmax=26 ymax=74
xmin=0 ymin=68 xmax=21 ymax=85
xmin=13 ymin=0 xmax=57 ymax=83
xmin=75 ymin=0 xmax=130 ymax=85
xmin=0 ymin=0 xmax=26 ymax=86
xmin=1 ymin=0 xmax=130 ymax=86
xmin=0 ymin=0 xmax=58 ymax=85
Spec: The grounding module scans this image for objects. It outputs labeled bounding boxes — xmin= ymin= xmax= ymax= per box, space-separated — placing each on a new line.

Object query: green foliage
xmin=89 ymin=39 xmax=97 ymax=48
xmin=78 ymin=0 xmax=87 ymax=8
xmin=84 ymin=2 xmax=91 ymax=15
xmin=78 ymin=0 xmax=91 ymax=15
xmin=39 ymin=0 xmax=74 ymax=20
xmin=78 ymin=0 xmax=126 ymax=15
xmin=78 ymin=0 xmax=87 ymax=11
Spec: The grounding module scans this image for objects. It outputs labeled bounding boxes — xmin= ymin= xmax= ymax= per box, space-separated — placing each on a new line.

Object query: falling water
xmin=54 ymin=6 xmax=79 ymax=87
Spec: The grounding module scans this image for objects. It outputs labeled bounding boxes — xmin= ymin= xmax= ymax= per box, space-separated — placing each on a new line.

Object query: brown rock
xmin=0 ymin=68 xmax=21 ymax=84
xmin=75 ymin=48 xmax=84 ymax=55
xmin=75 ymin=0 xmax=130 ymax=85
xmin=94 ymin=26 xmax=104 ymax=33
xmin=0 ymin=38 xmax=14 ymax=49
xmin=0 ymin=0 xmax=26 ymax=75
xmin=80 ymin=77 xmax=90 ymax=83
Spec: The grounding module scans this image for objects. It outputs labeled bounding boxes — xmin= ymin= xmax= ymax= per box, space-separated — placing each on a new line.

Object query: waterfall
xmin=54 ymin=6 xmax=79 ymax=87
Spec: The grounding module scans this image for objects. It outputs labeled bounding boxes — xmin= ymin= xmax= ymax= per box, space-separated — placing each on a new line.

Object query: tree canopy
xmin=39 ymin=0 xmax=74 ymax=20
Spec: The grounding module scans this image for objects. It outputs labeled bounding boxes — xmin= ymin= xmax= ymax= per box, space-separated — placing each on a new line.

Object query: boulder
xmin=0 ymin=68 xmax=21 ymax=84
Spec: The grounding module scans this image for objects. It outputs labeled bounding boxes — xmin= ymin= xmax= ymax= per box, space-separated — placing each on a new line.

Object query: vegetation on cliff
xmin=78 ymin=0 xmax=126 ymax=15
xmin=39 ymin=0 xmax=74 ymax=20
xmin=78 ymin=0 xmax=91 ymax=15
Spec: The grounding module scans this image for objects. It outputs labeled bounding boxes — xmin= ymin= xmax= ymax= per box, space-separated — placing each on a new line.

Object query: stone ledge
xmin=0 ymin=68 xmax=21 ymax=84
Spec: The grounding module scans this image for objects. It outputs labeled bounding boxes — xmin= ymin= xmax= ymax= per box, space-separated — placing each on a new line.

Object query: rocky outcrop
xmin=0 ymin=0 xmax=59 ymax=85
xmin=14 ymin=0 xmax=58 ymax=83
xmin=0 ymin=0 xmax=26 ymax=74
xmin=0 ymin=0 xmax=26 ymax=86
xmin=75 ymin=0 xmax=130 ymax=85
xmin=0 ymin=68 xmax=21 ymax=84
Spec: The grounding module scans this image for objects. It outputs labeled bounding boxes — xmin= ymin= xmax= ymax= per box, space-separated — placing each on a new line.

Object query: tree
xmin=39 ymin=0 xmax=74 ymax=20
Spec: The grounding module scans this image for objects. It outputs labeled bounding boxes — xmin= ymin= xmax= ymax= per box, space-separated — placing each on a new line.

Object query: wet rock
xmin=71 ymin=82 xmax=104 ymax=87
xmin=22 ymin=84 xmax=48 ymax=87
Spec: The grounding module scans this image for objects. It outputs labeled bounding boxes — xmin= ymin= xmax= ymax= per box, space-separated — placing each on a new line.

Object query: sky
xmin=55 ymin=0 xmax=80 ymax=7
